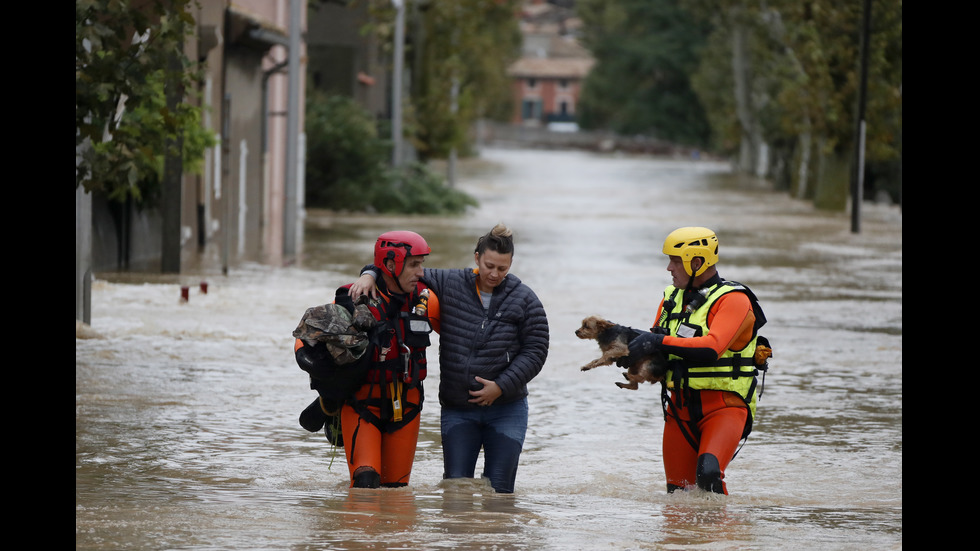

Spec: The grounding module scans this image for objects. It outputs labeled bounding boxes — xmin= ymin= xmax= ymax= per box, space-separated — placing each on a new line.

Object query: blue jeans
xmin=440 ymin=398 xmax=529 ymax=493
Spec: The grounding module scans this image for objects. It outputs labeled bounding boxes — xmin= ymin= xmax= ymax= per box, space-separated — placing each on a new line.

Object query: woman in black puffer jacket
xmin=350 ymin=224 xmax=549 ymax=493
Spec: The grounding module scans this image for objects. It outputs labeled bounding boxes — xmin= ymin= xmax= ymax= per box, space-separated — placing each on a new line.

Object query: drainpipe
xmin=283 ymin=0 xmax=302 ymax=257
xmin=221 ymin=8 xmax=231 ymax=275
xmin=262 ymin=58 xmax=288 ymax=259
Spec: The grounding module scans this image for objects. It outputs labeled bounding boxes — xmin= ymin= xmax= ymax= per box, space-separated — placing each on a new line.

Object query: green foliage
xmin=76 ymin=0 xmax=214 ymax=206
xmin=305 ymin=91 xmax=390 ymax=210
xmin=373 ymin=163 xmax=479 ymax=215
xmin=304 ymin=91 xmax=478 ymax=215
xmin=421 ymin=0 xmax=521 ymax=158
xmin=577 ymin=0 xmax=712 ymax=147
xmin=684 ymin=0 xmax=902 ymax=164
xmin=575 ymin=0 xmax=902 ymax=195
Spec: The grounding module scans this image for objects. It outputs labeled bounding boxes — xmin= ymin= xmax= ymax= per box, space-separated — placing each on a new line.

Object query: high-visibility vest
xmin=657 ymin=281 xmax=764 ymax=419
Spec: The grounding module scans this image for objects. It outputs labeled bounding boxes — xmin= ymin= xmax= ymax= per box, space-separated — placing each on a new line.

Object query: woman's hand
xmin=349 ymin=273 xmax=378 ymax=301
xmin=468 ymin=376 xmax=502 ymax=406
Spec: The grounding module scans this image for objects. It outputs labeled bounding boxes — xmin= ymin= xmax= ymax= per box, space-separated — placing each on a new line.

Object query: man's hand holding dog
xmin=623 ymin=332 xmax=665 ymax=366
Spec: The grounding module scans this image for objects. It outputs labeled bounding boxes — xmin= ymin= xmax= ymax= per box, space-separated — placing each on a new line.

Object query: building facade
xmin=78 ymin=0 xmax=307 ymax=321
xmin=508 ymin=1 xmax=593 ymax=129
xmin=81 ymin=0 xmax=306 ymax=274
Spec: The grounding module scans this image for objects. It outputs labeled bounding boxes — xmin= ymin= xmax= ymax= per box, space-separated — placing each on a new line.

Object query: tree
xmin=684 ymin=0 xmax=902 ymax=205
xmin=573 ymin=0 xmax=901 ymax=208
xmin=304 ymin=90 xmax=478 ymax=214
xmin=576 ymin=0 xmax=712 ymax=147
xmin=76 ymin=0 xmax=213 ymax=207
xmin=304 ymin=91 xmax=391 ymax=211
xmin=412 ymin=0 xmax=521 ymax=159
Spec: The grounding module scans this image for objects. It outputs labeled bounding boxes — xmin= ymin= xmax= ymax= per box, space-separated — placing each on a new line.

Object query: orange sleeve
xmin=653 ymin=298 xmax=666 ymax=328
xmin=426 ymin=290 xmax=441 ymax=334
xmin=661 ymin=292 xmax=755 ymax=358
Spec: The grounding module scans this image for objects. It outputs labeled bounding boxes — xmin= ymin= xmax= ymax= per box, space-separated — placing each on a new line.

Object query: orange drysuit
xmin=654 ymin=286 xmax=757 ymax=495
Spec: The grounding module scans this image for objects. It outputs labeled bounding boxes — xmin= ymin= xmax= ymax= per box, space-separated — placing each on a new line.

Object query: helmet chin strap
xmin=384 ymin=261 xmax=410 ymax=294
xmin=685 ymin=258 xmax=704 ymax=291
xmin=393 ymin=278 xmax=410 ymax=294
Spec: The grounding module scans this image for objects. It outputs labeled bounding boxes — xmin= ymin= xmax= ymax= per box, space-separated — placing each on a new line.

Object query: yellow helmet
xmin=662 ymin=227 xmax=719 ymax=277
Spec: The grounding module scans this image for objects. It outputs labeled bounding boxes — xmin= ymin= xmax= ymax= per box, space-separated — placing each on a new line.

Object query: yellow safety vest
xmin=657 ymin=281 xmax=762 ymax=419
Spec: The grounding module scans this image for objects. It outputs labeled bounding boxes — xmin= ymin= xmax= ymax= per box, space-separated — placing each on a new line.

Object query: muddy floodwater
xmin=76 ymin=147 xmax=902 ymax=550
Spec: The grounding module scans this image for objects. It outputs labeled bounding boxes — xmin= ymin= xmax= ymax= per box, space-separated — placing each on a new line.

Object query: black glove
xmin=625 ymin=332 xmax=665 ymax=365
xmin=299 ymin=398 xmax=328 ymax=432
xmin=296 ymin=341 xmax=340 ymax=379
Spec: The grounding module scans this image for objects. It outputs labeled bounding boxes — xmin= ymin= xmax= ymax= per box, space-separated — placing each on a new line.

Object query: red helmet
xmin=374 ymin=231 xmax=431 ymax=278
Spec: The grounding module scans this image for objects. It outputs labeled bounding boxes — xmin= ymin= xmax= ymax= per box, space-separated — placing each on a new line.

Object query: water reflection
xmin=297 ymin=481 xmax=540 ymax=551
xmin=333 ymin=489 xmax=420 ymax=539
xmin=658 ymin=500 xmax=755 ymax=548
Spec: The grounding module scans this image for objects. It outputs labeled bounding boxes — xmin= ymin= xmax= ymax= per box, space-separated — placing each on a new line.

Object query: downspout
xmin=284 ymin=0 xmax=302 ymax=257
xmin=221 ymin=7 xmax=231 ymax=275
xmin=262 ymin=57 xmax=288 ymax=260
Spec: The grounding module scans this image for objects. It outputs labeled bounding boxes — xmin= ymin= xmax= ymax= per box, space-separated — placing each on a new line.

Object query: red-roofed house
xmin=508 ymin=1 xmax=593 ymax=130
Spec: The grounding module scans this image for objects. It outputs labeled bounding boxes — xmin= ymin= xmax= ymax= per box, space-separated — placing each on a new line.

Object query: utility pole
xmin=448 ymin=77 xmax=458 ymax=187
xmin=850 ymin=0 xmax=872 ymax=234
xmin=392 ymin=0 xmax=405 ymax=167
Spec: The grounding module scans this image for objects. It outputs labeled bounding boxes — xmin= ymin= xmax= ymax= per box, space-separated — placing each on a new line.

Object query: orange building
xmin=508 ymin=56 xmax=593 ymax=129
xmin=508 ymin=1 xmax=593 ymax=130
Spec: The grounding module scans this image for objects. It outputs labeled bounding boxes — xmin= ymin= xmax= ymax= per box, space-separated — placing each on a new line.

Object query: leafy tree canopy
xmin=576 ymin=0 xmax=712 ymax=147
xmin=304 ymin=90 xmax=477 ymax=214
xmin=76 ymin=0 xmax=214 ymax=206
xmin=575 ymin=0 xmax=901 ymax=164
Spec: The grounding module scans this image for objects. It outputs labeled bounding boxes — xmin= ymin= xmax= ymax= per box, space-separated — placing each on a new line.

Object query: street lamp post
xmin=392 ymin=0 xmax=405 ymax=167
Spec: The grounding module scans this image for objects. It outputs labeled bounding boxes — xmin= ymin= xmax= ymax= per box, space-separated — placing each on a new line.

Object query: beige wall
xmin=189 ymin=0 xmax=306 ymax=266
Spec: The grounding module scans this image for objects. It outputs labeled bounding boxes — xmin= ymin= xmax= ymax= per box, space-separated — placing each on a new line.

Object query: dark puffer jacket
xmin=422 ymin=267 xmax=549 ymax=409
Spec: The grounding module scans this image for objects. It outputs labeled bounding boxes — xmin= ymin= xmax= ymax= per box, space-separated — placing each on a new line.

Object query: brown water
xmin=76 ymin=147 xmax=902 ymax=550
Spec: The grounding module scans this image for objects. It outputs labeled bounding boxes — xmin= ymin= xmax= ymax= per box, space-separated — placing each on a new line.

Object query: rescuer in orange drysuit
xmin=295 ymin=231 xmax=440 ymax=488
xmin=623 ymin=227 xmax=771 ymax=495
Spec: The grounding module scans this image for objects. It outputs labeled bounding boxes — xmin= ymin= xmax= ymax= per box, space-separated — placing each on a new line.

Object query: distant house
xmin=508 ymin=1 xmax=593 ymax=130
xmin=508 ymin=56 xmax=593 ymax=130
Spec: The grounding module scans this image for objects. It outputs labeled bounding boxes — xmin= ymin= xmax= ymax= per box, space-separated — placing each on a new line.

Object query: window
xmin=521 ymin=99 xmax=543 ymax=121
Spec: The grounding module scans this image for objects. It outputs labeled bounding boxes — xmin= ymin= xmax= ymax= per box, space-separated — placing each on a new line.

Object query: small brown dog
xmin=575 ymin=315 xmax=668 ymax=390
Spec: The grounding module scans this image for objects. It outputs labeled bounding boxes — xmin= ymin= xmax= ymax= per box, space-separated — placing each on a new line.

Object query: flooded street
xmin=76 ymin=147 xmax=902 ymax=550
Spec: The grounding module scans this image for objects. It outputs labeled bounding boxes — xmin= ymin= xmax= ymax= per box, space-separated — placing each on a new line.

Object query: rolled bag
xmin=293 ymin=298 xmax=376 ymax=441
xmin=293 ymin=298 xmax=376 ymax=406
xmin=294 ymin=285 xmax=431 ymax=441
xmin=295 ymin=337 xmax=372 ymax=446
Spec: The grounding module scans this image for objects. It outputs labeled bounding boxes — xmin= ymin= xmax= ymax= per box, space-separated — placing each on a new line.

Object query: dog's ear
xmin=593 ymin=318 xmax=615 ymax=332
